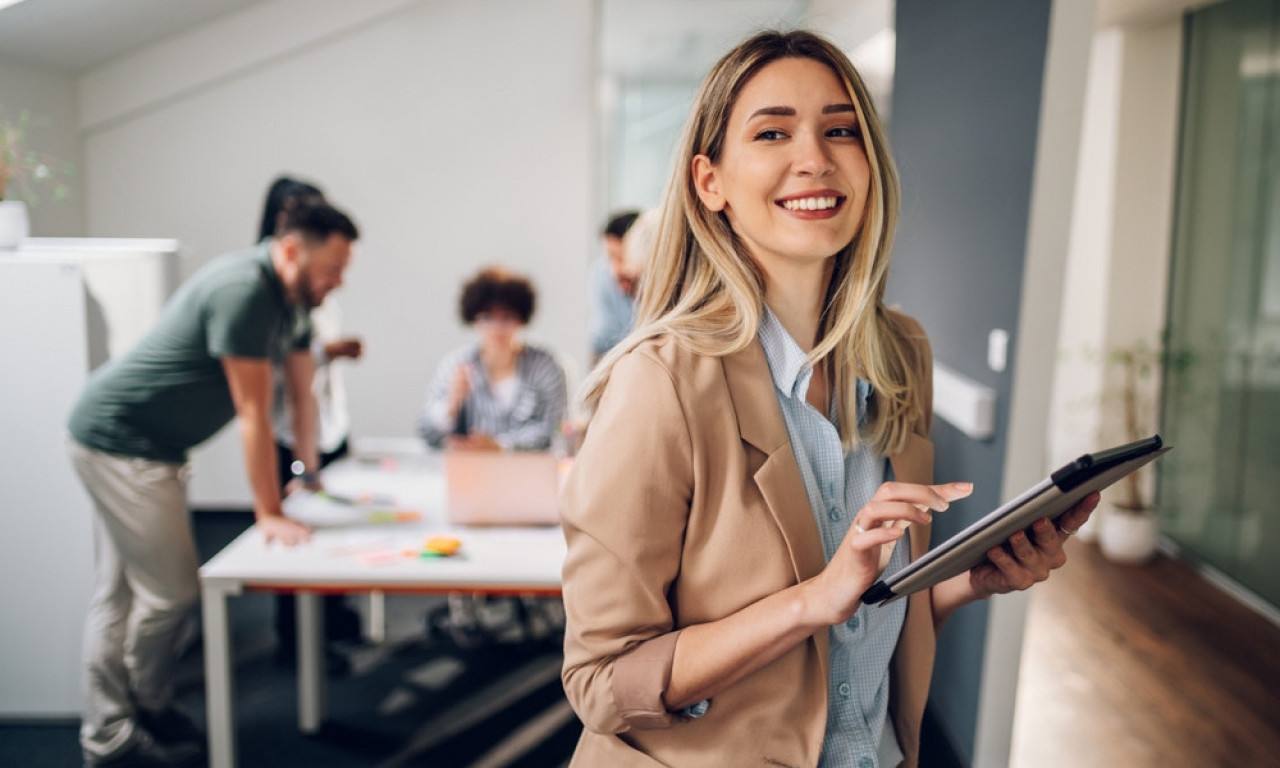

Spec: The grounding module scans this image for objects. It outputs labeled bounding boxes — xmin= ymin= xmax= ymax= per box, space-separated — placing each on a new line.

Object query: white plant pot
xmin=1074 ymin=508 xmax=1101 ymax=543
xmin=1098 ymin=506 xmax=1159 ymax=564
xmin=0 ymin=200 xmax=30 ymax=250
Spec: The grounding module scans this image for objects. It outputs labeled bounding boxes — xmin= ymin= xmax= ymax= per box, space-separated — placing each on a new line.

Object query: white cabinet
xmin=0 ymin=238 xmax=178 ymax=717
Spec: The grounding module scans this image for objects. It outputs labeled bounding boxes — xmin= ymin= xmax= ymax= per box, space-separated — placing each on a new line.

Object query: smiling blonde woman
xmin=559 ymin=30 xmax=1099 ymax=768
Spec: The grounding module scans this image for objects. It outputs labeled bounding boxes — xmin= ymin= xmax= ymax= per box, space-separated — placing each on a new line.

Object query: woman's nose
xmin=794 ymin=133 xmax=835 ymax=177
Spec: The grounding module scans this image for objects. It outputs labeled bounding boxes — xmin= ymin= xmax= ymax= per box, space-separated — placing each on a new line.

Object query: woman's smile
xmin=776 ymin=190 xmax=846 ymax=218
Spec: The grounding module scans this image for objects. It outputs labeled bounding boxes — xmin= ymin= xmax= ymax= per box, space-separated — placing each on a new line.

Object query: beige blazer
xmin=560 ymin=312 xmax=937 ymax=768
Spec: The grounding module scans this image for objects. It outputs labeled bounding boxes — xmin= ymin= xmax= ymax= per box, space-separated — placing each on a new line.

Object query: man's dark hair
xmin=258 ymin=175 xmax=324 ymax=241
xmin=277 ymin=197 xmax=360 ymax=243
xmin=459 ymin=267 xmax=536 ymax=325
xmin=602 ymin=210 xmax=641 ymax=240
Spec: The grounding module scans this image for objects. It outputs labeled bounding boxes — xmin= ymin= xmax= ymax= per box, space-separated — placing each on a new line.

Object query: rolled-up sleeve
xmin=559 ymin=348 xmax=695 ymax=734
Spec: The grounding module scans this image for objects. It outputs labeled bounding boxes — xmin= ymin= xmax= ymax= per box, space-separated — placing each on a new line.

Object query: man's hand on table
xmin=259 ymin=514 xmax=313 ymax=546
xmin=284 ymin=474 xmax=324 ymax=496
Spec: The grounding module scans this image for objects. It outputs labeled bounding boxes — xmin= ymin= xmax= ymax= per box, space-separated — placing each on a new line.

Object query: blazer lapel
xmin=722 ymin=340 xmax=827 ymax=582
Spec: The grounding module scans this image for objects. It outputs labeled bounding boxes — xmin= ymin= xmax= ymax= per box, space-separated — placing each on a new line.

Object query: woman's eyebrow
xmin=746 ymin=103 xmax=857 ymax=120
xmin=748 ymin=106 xmax=796 ymax=119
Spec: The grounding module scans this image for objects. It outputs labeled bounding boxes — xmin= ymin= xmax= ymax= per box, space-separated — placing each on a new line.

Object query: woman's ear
xmin=691 ymin=154 xmax=726 ymax=212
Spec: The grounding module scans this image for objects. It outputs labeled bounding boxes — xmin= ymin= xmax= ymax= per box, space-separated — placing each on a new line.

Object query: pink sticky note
xmin=358 ymin=549 xmax=401 ymax=567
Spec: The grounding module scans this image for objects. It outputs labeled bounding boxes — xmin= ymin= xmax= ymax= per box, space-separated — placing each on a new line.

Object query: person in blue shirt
xmin=588 ymin=210 xmax=641 ymax=362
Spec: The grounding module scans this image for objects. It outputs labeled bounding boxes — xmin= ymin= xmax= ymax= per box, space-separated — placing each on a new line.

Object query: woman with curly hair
xmin=418 ymin=266 xmax=567 ymax=451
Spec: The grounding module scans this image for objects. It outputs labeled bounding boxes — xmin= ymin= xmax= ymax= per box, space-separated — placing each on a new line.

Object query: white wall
xmin=1046 ymin=29 xmax=1123 ymax=471
xmin=0 ymin=62 xmax=86 ymax=237
xmin=1100 ymin=19 xmax=1181 ymax=453
xmin=74 ymin=0 xmax=597 ymax=505
xmin=1017 ymin=14 xmax=1184 ymax=768
xmin=1045 ymin=18 xmax=1182 ymax=506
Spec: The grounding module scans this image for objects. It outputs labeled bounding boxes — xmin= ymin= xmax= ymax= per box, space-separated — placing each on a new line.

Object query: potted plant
xmin=1091 ymin=335 xmax=1194 ymax=564
xmin=0 ymin=107 xmax=73 ymax=249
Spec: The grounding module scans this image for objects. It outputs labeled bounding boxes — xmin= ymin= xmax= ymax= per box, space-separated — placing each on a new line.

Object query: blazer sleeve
xmin=559 ymin=347 xmax=695 ymax=734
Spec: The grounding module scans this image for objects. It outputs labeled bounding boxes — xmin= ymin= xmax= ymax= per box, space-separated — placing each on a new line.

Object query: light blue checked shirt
xmin=588 ymin=255 xmax=636 ymax=358
xmin=758 ymin=307 xmax=908 ymax=768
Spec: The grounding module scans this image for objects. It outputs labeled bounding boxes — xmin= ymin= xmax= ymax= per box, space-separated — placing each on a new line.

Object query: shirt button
xmin=828 ymin=507 xmax=841 ymax=522
xmin=858 ymin=758 xmax=874 ymax=768
xmin=846 ymin=614 xmax=860 ymax=631
xmin=837 ymin=682 xmax=851 ymax=697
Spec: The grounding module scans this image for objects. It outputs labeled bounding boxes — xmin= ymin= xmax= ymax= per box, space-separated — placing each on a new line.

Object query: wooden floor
xmin=1010 ymin=539 xmax=1280 ymax=768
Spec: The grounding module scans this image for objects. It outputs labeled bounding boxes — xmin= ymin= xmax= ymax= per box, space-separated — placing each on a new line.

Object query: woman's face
xmin=474 ymin=305 xmax=523 ymax=350
xmin=693 ymin=56 xmax=871 ymax=275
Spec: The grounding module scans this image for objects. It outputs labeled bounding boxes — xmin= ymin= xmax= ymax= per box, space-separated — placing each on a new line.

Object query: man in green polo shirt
xmin=67 ymin=198 xmax=359 ymax=768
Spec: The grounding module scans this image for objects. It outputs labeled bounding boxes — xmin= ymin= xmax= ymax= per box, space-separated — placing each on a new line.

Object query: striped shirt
xmin=758 ymin=308 xmax=908 ymax=768
xmin=417 ymin=343 xmax=568 ymax=451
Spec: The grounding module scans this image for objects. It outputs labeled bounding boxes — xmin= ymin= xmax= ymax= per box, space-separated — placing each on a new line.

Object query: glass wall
xmin=1161 ymin=0 xmax=1280 ymax=608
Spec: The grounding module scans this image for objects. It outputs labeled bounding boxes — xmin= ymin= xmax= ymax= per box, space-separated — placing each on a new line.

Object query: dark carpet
xmin=0 ymin=511 xmax=579 ymax=768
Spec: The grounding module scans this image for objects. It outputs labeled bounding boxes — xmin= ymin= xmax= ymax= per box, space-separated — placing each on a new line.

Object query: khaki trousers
xmin=68 ymin=438 xmax=199 ymax=759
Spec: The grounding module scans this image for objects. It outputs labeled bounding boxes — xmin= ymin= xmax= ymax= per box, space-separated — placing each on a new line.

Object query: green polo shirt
xmin=68 ymin=244 xmax=310 ymax=463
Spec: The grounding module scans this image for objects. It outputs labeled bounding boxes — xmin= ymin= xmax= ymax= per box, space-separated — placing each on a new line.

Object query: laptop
xmin=442 ymin=450 xmax=565 ymax=526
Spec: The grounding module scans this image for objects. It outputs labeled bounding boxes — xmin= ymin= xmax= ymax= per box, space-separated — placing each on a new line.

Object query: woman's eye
xmin=828 ymin=125 xmax=862 ymax=139
xmin=754 ymin=129 xmax=787 ymax=141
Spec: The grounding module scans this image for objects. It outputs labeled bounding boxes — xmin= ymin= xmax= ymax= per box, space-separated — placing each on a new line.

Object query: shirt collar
xmin=758 ymin=305 xmax=813 ymax=401
xmin=758 ymin=305 xmax=873 ymax=421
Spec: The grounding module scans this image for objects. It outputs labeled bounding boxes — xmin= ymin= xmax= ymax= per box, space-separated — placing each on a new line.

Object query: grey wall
xmin=888 ymin=0 xmax=1053 ymax=763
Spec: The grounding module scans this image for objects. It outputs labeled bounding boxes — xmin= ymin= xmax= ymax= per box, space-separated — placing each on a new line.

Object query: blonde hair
xmin=620 ymin=208 xmax=661 ymax=272
xmin=582 ymin=30 xmax=924 ymax=455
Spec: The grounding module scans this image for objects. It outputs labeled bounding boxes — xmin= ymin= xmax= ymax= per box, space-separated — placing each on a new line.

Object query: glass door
xmin=1161 ymin=0 xmax=1280 ymax=608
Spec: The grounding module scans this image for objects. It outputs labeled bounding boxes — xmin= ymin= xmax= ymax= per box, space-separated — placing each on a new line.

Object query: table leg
xmin=368 ymin=590 xmax=386 ymax=643
xmin=201 ymin=581 xmax=239 ymax=768
xmin=296 ymin=591 xmax=326 ymax=733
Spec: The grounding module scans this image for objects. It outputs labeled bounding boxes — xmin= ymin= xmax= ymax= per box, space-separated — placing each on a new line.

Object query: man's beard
xmin=296 ymin=280 xmax=321 ymax=309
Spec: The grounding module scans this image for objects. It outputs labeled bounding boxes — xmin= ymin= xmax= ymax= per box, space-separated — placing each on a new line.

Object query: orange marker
xmin=423 ymin=536 xmax=462 ymax=556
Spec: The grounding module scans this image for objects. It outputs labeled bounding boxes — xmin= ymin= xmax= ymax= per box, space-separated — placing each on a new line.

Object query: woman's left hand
xmin=968 ymin=491 xmax=1101 ymax=599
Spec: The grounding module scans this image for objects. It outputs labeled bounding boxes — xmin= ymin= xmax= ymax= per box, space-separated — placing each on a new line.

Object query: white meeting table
xmin=198 ymin=446 xmax=567 ymax=768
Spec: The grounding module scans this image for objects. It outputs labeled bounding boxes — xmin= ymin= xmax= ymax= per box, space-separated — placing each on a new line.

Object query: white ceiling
xmin=0 ymin=0 xmax=1221 ymax=77
xmin=0 ymin=0 xmax=813 ymax=80
xmin=601 ymin=0 xmax=807 ymax=80
xmin=0 ymin=0 xmax=267 ymax=73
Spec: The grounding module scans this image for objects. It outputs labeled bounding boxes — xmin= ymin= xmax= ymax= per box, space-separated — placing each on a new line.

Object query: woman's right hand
xmin=802 ymin=481 xmax=973 ymax=626
xmin=446 ymin=363 xmax=473 ymax=416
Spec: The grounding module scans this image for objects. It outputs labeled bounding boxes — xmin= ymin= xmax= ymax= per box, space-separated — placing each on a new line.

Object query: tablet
xmin=860 ymin=435 xmax=1171 ymax=606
